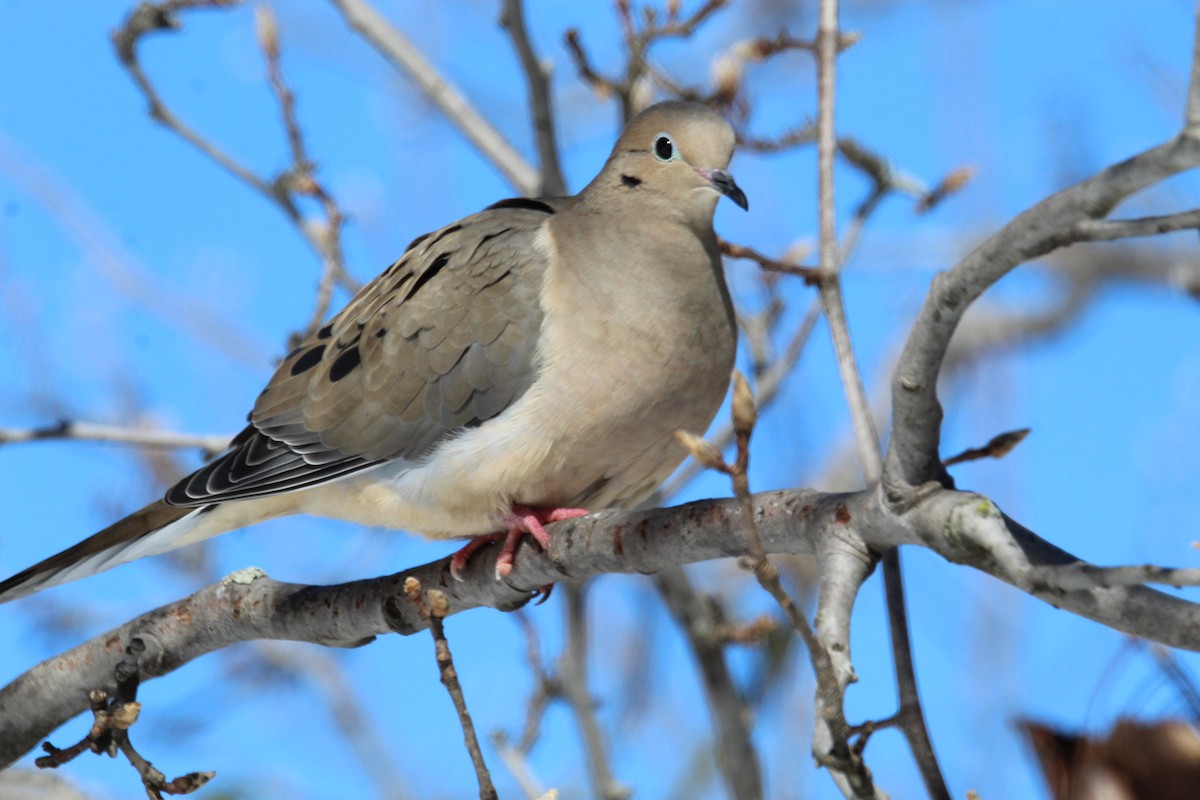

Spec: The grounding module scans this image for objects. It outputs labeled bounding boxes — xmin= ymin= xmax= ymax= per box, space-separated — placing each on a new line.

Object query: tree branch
xmin=655 ymin=568 xmax=764 ymax=800
xmin=500 ymin=0 xmax=565 ymax=197
xmin=1072 ymin=209 xmax=1200 ymax=241
xmin=885 ymin=129 xmax=1200 ymax=491
xmin=7 ymin=487 xmax=1200 ymax=769
xmin=0 ymin=421 xmax=230 ymax=458
xmin=113 ymin=0 xmax=357 ymax=334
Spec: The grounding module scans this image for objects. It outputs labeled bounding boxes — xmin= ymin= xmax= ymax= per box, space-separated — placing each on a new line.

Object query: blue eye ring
xmin=654 ymin=133 xmax=676 ymax=161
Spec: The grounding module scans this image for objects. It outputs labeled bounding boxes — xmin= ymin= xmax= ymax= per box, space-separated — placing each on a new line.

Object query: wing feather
xmin=165 ymin=201 xmax=557 ymax=507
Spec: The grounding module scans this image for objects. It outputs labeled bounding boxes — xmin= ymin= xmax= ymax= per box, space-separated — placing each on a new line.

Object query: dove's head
xmin=595 ymin=101 xmax=748 ymax=224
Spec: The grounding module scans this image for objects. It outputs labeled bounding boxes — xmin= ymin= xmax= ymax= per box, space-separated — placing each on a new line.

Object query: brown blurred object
xmin=1021 ymin=718 xmax=1200 ymax=800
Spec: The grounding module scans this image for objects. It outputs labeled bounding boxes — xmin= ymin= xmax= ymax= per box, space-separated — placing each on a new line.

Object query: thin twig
xmin=112 ymin=0 xmax=356 ymax=343
xmin=511 ymin=611 xmax=558 ymax=753
xmin=880 ymin=549 xmax=947 ymax=798
xmin=255 ymin=6 xmax=351 ymax=337
xmin=737 ymin=123 xmax=817 ymax=152
xmin=0 ymin=421 xmax=230 ymax=458
xmin=36 ymin=689 xmax=214 ymax=798
xmin=565 ymin=0 xmax=732 ymax=120
xmin=490 ymin=731 xmax=548 ymax=800
xmin=721 ymin=239 xmax=821 ymax=283
xmin=685 ymin=374 xmax=873 ymax=791
xmin=563 ymin=28 xmax=621 ymax=99
xmin=406 ymin=579 xmax=497 ymax=800
xmin=112 ymin=1 xmax=267 ymax=195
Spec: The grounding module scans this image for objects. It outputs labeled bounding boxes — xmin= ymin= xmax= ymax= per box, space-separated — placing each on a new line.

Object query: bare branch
xmin=0 ymin=421 xmax=231 ymax=458
xmin=1026 ymin=563 xmax=1200 ymax=592
xmin=879 ymin=549 xmax=948 ymax=800
xmin=328 ymin=0 xmax=539 ymax=196
xmin=407 ymin=581 xmax=497 ymax=800
xmin=112 ymin=1 xmax=269 ymax=197
xmin=1073 ymin=209 xmax=1200 ymax=241
xmin=814 ymin=3 xmax=946 ymax=796
xmin=720 ymin=238 xmax=820 ymax=282
xmin=655 ymin=568 xmax=764 ymax=800
xmin=6 ymin=488 xmax=1200 ymax=768
xmin=500 ymin=0 xmax=566 ymax=197
xmin=886 ymin=134 xmax=1200 ymax=491
xmin=112 ymin=0 xmax=356 ymax=343
xmin=559 ymin=583 xmax=630 ymax=800
xmin=563 ymin=28 xmax=622 ymax=100
xmin=255 ymin=5 xmax=352 ymax=336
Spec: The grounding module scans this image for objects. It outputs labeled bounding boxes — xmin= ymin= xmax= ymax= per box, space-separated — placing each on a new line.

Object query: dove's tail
xmin=0 ymin=500 xmax=216 ymax=603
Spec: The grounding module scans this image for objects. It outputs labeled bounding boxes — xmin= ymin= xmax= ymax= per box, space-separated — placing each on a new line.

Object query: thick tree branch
xmin=6 ymin=488 xmax=1200 ymax=769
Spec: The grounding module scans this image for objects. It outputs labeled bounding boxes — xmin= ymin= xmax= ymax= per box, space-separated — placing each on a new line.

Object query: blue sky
xmin=1 ymin=1 xmax=1199 ymax=798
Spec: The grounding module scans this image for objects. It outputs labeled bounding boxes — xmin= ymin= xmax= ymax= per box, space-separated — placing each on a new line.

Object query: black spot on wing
xmin=485 ymin=197 xmax=556 ymax=214
xmin=317 ymin=322 xmax=334 ymax=340
xmin=471 ymin=226 xmax=513 ymax=260
xmin=621 ymin=174 xmax=642 ymax=187
xmin=329 ymin=346 xmax=361 ymax=382
xmin=478 ymin=267 xmax=514 ymax=291
xmin=404 ymin=252 xmax=452 ymax=301
xmin=290 ymin=344 xmax=326 ymax=376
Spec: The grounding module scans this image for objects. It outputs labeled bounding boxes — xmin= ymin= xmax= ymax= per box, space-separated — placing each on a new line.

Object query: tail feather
xmin=0 ymin=500 xmax=199 ymax=603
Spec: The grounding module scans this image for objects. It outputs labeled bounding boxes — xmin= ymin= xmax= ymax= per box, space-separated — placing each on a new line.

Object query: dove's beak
xmin=697 ymin=168 xmax=749 ymax=211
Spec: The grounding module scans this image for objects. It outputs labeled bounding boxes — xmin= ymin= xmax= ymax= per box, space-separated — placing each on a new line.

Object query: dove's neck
xmin=550 ymin=195 xmax=723 ymax=308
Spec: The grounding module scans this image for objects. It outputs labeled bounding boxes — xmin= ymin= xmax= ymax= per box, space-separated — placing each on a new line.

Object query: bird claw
xmin=447 ymin=505 xmax=589 ymax=582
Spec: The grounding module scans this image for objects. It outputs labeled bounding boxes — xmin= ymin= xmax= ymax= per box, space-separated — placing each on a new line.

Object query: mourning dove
xmin=0 ymin=101 xmax=746 ymax=602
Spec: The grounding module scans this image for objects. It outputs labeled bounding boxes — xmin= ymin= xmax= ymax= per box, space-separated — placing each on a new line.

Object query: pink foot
xmin=448 ymin=504 xmax=589 ymax=581
xmin=449 ymin=533 xmax=503 ymax=581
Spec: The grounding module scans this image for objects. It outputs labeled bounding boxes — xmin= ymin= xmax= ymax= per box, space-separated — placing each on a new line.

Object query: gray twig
xmin=0 ymin=421 xmax=230 ymax=459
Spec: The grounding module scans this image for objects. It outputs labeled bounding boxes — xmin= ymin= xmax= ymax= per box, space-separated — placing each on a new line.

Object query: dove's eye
xmin=654 ymin=134 xmax=676 ymax=161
